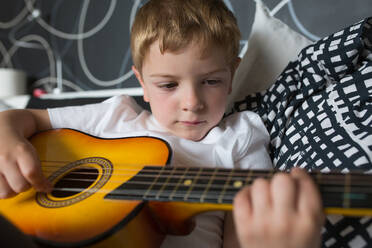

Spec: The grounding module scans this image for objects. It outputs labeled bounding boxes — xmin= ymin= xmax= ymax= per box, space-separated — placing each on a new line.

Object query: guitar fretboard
xmin=105 ymin=166 xmax=372 ymax=209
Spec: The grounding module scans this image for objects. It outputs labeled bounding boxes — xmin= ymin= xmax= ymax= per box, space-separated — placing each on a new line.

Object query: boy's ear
xmin=229 ymin=57 xmax=241 ymax=94
xmin=132 ymin=65 xmax=149 ymax=102
xmin=233 ymin=57 xmax=241 ymax=73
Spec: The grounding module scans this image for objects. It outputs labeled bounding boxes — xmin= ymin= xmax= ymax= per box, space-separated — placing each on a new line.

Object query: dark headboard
xmin=0 ymin=0 xmax=371 ymax=94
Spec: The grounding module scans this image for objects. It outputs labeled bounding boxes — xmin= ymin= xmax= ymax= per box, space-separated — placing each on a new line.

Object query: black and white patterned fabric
xmin=231 ymin=17 xmax=372 ymax=248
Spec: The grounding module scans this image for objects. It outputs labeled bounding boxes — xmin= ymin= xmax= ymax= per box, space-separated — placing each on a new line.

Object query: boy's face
xmin=133 ymin=40 xmax=238 ymax=141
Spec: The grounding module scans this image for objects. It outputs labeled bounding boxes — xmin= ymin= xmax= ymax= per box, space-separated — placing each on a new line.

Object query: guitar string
xmin=39 ymin=160 xmax=371 ymax=178
xmin=42 ymin=168 xmax=372 ymax=195
xmin=46 ymin=181 xmax=372 ymax=210
xmin=45 ymin=178 xmax=372 ymax=206
xmin=46 ymin=187 xmax=256 ymax=203
xmin=39 ymin=161 xmax=370 ymax=176
xmin=49 ymin=186 xmax=355 ymax=201
xmin=46 ymin=186 xmax=370 ymax=207
xmin=38 ymin=167 xmax=371 ymax=204
xmin=44 ymin=171 xmax=372 ymax=187
xmin=38 ymin=162 xmax=372 ymax=180
xmin=36 ymin=161 xmax=372 ymax=197
xmin=39 ymin=167 xmax=372 ymax=186
xmin=39 ymin=160 xmax=370 ymax=176
xmin=48 ymin=176 xmax=372 ymax=194
xmin=48 ymin=182 xmax=364 ymax=198
xmin=40 ymin=174 xmax=372 ymax=192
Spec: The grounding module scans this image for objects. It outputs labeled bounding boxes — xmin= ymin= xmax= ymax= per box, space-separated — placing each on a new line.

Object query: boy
xmin=0 ymin=0 xmax=324 ymax=247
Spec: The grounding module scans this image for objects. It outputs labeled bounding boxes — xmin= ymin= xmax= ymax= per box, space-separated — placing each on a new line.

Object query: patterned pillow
xmin=232 ymin=17 xmax=372 ymax=248
xmin=226 ymin=0 xmax=312 ymax=111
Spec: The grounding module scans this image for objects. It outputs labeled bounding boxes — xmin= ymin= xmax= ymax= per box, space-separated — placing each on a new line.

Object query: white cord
xmin=270 ymin=0 xmax=290 ymax=17
xmin=32 ymin=77 xmax=84 ymax=92
xmin=287 ymin=0 xmax=320 ymax=41
xmin=238 ymin=40 xmax=248 ymax=58
xmin=24 ymin=0 xmax=116 ymax=40
xmin=0 ymin=0 xmax=35 ymax=29
xmin=0 ymin=41 xmax=13 ymax=67
xmin=4 ymin=34 xmax=56 ymax=81
xmin=9 ymin=18 xmax=44 ymax=50
xmin=5 ymin=34 xmax=59 ymax=93
xmin=223 ymin=0 xmax=234 ymax=13
xmin=77 ymin=0 xmax=134 ymax=87
xmin=55 ymin=57 xmax=63 ymax=94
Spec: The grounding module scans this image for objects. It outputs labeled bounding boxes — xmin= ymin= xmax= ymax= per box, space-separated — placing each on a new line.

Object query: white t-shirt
xmin=48 ymin=95 xmax=272 ymax=248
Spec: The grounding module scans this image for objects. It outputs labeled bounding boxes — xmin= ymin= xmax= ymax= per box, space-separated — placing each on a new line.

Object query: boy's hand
xmin=233 ymin=168 xmax=325 ymax=248
xmin=0 ymin=134 xmax=51 ymax=199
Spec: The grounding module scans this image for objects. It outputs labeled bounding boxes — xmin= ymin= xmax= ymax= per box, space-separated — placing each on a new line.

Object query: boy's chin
xmin=172 ymin=130 xmax=207 ymax=142
xmin=185 ymin=132 xmax=210 ymax=142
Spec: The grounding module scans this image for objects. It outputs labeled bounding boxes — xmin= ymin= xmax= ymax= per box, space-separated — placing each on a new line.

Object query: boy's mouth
xmin=179 ymin=120 xmax=206 ymax=126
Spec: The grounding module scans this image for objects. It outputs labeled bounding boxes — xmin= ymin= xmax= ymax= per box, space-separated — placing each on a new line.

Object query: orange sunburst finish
xmin=0 ymin=129 xmax=174 ymax=247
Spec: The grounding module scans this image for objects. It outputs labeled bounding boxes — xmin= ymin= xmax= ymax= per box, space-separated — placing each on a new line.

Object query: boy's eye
xmin=203 ymin=79 xmax=221 ymax=85
xmin=158 ymin=82 xmax=177 ymax=89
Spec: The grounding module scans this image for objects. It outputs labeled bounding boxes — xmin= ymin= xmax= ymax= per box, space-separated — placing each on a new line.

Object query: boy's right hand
xmin=0 ymin=109 xmax=52 ymax=199
xmin=0 ymin=133 xmax=51 ymax=199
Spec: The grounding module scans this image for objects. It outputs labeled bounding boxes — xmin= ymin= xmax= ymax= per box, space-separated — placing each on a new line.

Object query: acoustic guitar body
xmin=0 ymin=129 xmax=171 ymax=247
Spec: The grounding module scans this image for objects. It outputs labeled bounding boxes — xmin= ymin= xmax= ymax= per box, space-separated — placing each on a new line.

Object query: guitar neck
xmin=105 ymin=166 xmax=372 ymax=215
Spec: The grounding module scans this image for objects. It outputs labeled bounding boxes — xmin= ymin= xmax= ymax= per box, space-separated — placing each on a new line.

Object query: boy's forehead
xmin=147 ymin=39 xmax=227 ymax=62
xmin=141 ymin=39 xmax=232 ymax=79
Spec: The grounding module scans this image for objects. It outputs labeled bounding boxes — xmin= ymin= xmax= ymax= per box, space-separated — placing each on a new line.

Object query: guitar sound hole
xmin=51 ymin=168 xmax=99 ymax=198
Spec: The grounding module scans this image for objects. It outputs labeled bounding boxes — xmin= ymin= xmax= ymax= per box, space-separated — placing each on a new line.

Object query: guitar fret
xmin=198 ymin=168 xmax=230 ymax=203
xmin=343 ymin=173 xmax=351 ymax=209
xmin=173 ymin=168 xmax=202 ymax=201
xmin=245 ymin=169 xmax=254 ymax=186
xmin=143 ymin=166 xmax=164 ymax=199
xmin=169 ymin=167 xmax=189 ymax=200
xmin=183 ymin=167 xmax=202 ymax=201
xmin=108 ymin=166 xmax=161 ymax=200
xmin=155 ymin=167 xmax=175 ymax=200
xmin=200 ymin=168 xmax=218 ymax=202
xmin=269 ymin=169 xmax=274 ymax=180
xmin=218 ymin=169 xmax=233 ymax=204
xmin=156 ymin=168 xmax=187 ymax=201
xmin=221 ymin=170 xmax=248 ymax=204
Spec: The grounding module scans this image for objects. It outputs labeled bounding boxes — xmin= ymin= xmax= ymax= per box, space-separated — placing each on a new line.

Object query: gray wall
xmin=0 ymin=0 xmax=371 ymax=93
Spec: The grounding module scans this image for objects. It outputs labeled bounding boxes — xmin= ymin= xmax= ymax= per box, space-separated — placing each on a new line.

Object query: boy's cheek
xmin=151 ymin=105 xmax=172 ymax=124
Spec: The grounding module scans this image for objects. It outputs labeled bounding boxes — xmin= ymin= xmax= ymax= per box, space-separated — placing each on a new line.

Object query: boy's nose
xmin=181 ymin=87 xmax=204 ymax=112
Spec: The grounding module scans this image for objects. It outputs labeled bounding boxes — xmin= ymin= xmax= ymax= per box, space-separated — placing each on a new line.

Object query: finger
xmin=271 ymin=172 xmax=297 ymax=212
xmin=251 ymin=178 xmax=272 ymax=215
xmin=2 ymin=161 xmax=31 ymax=194
xmin=17 ymin=144 xmax=51 ymax=192
xmin=233 ymin=186 xmax=253 ymax=242
xmin=291 ymin=168 xmax=324 ymax=218
xmin=234 ymin=186 xmax=253 ymax=216
xmin=0 ymin=173 xmax=16 ymax=199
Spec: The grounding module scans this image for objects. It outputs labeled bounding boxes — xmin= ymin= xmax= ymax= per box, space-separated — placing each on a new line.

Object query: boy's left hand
xmin=233 ymin=168 xmax=325 ymax=248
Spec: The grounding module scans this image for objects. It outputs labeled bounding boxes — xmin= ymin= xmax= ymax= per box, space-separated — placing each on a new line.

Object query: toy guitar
xmin=0 ymin=129 xmax=371 ymax=247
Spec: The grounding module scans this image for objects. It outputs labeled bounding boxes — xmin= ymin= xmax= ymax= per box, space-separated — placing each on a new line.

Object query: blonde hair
xmin=131 ymin=0 xmax=241 ymax=72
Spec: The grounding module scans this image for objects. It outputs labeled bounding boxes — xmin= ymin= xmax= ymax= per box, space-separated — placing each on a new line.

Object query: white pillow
xmin=227 ymin=0 xmax=312 ymax=111
xmin=0 ymin=100 xmax=11 ymax=111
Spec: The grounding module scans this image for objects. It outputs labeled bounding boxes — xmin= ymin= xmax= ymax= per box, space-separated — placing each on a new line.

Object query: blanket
xmin=232 ymin=17 xmax=372 ymax=248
